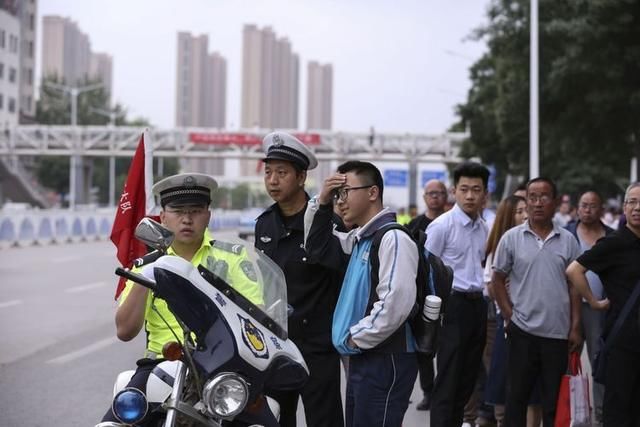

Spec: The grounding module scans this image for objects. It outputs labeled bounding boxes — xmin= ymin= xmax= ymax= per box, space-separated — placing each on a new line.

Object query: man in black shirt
xmin=255 ymin=132 xmax=344 ymax=427
xmin=566 ymin=182 xmax=640 ymax=426
xmin=407 ymin=178 xmax=447 ymax=411
xmin=407 ymin=179 xmax=448 ymax=235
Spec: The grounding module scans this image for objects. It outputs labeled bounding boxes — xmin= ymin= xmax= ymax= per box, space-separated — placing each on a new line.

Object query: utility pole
xmin=45 ymin=82 xmax=103 ymax=209
xmin=530 ymin=0 xmax=540 ymax=179
xmin=90 ymin=106 xmax=119 ymax=206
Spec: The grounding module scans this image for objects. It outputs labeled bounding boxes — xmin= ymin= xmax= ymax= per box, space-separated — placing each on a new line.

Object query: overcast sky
xmin=37 ymin=0 xmax=490 ymax=134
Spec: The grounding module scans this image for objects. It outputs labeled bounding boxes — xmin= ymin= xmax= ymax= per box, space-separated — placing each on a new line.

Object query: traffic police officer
xmin=255 ymin=132 xmax=344 ymax=427
xmin=99 ymin=172 xmax=263 ymax=426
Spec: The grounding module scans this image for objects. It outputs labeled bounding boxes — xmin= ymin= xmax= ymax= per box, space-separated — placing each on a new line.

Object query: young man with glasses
xmin=255 ymin=132 xmax=344 ymax=427
xmin=100 ymin=172 xmax=265 ymax=426
xmin=492 ymin=177 xmax=582 ymax=426
xmin=564 ymin=190 xmax=613 ymax=423
xmin=304 ymin=160 xmax=419 ymax=427
xmin=566 ymin=182 xmax=640 ymax=426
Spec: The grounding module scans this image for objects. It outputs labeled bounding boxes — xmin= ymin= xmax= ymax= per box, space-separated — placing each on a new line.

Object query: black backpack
xmin=369 ymin=223 xmax=453 ymax=355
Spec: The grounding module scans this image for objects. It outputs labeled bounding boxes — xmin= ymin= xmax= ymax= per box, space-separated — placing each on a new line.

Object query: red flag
xmin=110 ymin=130 xmax=155 ymax=299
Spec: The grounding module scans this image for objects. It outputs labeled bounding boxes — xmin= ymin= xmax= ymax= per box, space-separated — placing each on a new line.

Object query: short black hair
xmin=526 ymin=177 xmax=558 ymax=198
xmin=579 ymin=190 xmax=603 ymax=205
xmin=453 ymin=161 xmax=490 ymax=188
xmin=337 ymin=161 xmax=384 ymax=202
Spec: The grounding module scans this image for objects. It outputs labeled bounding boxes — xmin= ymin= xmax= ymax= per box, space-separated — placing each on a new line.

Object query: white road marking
xmin=0 ymin=299 xmax=23 ymax=309
xmin=65 ymin=281 xmax=107 ymax=293
xmin=46 ymin=336 xmax=119 ymax=364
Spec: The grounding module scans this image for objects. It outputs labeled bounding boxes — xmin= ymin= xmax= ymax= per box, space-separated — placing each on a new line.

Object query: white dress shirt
xmin=426 ymin=203 xmax=488 ymax=293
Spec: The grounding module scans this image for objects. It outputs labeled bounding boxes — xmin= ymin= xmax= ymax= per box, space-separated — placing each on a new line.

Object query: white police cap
xmin=152 ymin=173 xmax=218 ymax=207
xmin=262 ymin=132 xmax=318 ymax=170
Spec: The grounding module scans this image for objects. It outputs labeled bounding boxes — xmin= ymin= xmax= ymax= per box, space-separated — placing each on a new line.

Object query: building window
xmin=28 ymin=40 xmax=33 ymax=58
xmin=9 ymin=67 xmax=16 ymax=83
xmin=10 ymin=35 xmax=18 ymax=53
xmin=0 ymin=62 xmax=4 ymax=79
xmin=8 ymin=97 xmax=16 ymax=113
xmin=27 ymin=96 xmax=32 ymax=111
xmin=29 ymin=14 xmax=35 ymax=31
xmin=0 ymin=94 xmax=3 ymax=110
xmin=27 ymin=68 xmax=33 ymax=85
xmin=0 ymin=30 xmax=5 ymax=49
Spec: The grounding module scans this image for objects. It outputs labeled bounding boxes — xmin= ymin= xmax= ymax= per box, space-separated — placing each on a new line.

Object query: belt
xmin=451 ymin=289 xmax=484 ymax=300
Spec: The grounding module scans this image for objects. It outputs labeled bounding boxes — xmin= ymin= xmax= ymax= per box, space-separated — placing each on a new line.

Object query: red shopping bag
xmin=554 ymin=352 xmax=591 ymax=427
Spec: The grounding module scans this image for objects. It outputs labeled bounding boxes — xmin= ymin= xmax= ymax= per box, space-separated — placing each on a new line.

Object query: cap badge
xmin=260 ymin=236 xmax=272 ymax=243
xmin=272 ymin=134 xmax=284 ymax=147
xmin=183 ymin=176 xmax=196 ymax=187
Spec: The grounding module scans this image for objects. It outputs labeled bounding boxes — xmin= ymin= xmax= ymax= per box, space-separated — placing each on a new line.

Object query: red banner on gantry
xmin=188 ymin=132 xmax=322 ymax=146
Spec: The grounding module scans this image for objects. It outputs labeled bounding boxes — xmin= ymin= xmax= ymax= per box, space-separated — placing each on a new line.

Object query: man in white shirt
xmin=426 ymin=162 xmax=490 ymax=427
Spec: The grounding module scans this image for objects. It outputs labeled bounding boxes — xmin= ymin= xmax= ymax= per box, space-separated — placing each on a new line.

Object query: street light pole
xmin=530 ymin=0 xmax=540 ymax=178
xmin=44 ymin=82 xmax=103 ymax=209
xmin=90 ymin=106 xmax=119 ymax=206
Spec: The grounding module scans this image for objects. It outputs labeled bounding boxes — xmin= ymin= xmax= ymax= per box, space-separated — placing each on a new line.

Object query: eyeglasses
xmin=333 ymin=185 xmax=374 ymax=202
xmin=527 ymin=194 xmax=553 ymax=204
xmin=425 ymin=191 xmax=447 ymax=198
xmin=625 ymin=199 xmax=640 ymax=208
xmin=165 ymin=206 xmax=207 ymax=217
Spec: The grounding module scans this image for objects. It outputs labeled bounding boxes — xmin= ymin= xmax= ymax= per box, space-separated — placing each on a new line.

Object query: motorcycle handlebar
xmin=115 ymin=267 xmax=157 ymax=291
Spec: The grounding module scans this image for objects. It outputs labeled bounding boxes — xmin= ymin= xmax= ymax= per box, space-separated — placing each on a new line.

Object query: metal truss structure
xmin=0 ymin=125 xmax=468 ymax=163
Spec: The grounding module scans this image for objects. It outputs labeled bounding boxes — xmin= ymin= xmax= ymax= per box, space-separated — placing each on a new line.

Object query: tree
xmin=455 ymin=0 xmax=640 ymax=198
xmin=33 ymin=76 xmax=168 ymax=205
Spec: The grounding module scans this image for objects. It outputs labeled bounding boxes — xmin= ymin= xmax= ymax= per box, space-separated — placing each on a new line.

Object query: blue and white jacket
xmin=304 ymin=200 xmax=418 ymax=355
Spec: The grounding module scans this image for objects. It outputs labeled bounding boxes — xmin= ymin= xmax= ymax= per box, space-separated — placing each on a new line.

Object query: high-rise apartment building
xmin=241 ymin=24 xmax=299 ymax=129
xmin=90 ymin=52 xmax=112 ymax=101
xmin=41 ymin=15 xmax=112 ymax=100
xmin=175 ymin=32 xmax=227 ymax=128
xmin=42 ymin=16 xmax=91 ymax=84
xmin=1 ymin=0 xmax=37 ymax=123
xmin=306 ymin=61 xmax=333 ymax=130
xmin=0 ymin=6 xmax=20 ymax=127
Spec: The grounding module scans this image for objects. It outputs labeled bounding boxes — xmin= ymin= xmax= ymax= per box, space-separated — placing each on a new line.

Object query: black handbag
xmin=592 ymin=279 xmax=640 ymax=384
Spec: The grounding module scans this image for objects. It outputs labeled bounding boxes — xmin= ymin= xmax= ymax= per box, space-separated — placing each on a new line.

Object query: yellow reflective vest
xmin=119 ymin=229 xmax=262 ymax=355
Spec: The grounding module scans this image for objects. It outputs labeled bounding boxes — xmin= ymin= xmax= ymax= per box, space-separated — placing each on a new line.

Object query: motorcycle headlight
xmin=202 ymin=373 xmax=249 ymax=419
xmin=112 ymin=387 xmax=148 ymax=424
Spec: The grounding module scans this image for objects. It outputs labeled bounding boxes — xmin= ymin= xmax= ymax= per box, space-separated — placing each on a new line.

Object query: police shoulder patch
xmin=240 ymin=260 xmax=257 ymax=281
xmin=211 ymin=240 xmax=244 ymax=255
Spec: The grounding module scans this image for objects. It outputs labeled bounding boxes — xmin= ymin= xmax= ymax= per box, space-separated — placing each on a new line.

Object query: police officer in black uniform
xmin=255 ymin=132 xmax=344 ymax=427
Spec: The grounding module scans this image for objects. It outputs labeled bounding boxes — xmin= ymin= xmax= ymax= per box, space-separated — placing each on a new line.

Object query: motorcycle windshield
xmin=197 ymin=238 xmax=289 ymax=337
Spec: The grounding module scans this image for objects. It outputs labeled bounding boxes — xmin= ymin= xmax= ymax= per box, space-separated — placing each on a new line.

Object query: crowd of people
xmin=100 ymin=131 xmax=640 ymax=427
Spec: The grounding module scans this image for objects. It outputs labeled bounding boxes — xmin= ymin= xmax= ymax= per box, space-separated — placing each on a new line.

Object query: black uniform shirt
xmin=577 ymin=226 xmax=640 ymax=352
xmin=255 ymin=201 xmax=341 ymax=341
xmin=407 ymin=213 xmax=435 ymax=234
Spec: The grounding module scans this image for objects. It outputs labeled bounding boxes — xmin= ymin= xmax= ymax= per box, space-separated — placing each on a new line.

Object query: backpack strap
xmin=369 ymin=222 xmax=429 ymax=319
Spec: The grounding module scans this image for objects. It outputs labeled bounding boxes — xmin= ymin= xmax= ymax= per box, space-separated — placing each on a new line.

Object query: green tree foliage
xmin=455 ymin=0 xmax=640 ymax=198
xmin=34 ymin=76 xmax=161 ymax=205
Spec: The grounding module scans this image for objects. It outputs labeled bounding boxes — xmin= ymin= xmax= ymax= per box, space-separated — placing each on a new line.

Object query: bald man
xmin=408 ymin=179 xmax=448 ymax=234
xmin=407 ymin=179 xmax=448 ymax=411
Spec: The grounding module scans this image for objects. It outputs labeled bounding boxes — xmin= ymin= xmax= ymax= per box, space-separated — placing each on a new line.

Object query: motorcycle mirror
xmin=134 ymin=217 xmax=174 ymax=252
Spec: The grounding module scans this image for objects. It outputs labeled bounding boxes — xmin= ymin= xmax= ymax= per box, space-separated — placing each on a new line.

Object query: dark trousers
xmin=504 ymin=322 xmax=568 ymax=427
xmin=603 ymin=346 xmax=640 ymax=427
xmin=430 ymin=293 xmax=487 ymax=427
xmin=345 ymin=351 xmax=418 ymax=427
xmin=271 ymin=333 xmax=344 ymax=427
xmin=417 ymin=352 xmax=435 ymax=394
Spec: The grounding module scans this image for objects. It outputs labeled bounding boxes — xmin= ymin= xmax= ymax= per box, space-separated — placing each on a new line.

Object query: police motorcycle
xmin=98 ymin=218 xmax=309 ymax=427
